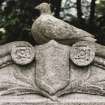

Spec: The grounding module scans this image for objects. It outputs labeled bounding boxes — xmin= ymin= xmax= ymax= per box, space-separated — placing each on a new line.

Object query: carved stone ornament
xmin=2 ymin=2 xmax=105 ymax=104
xmin=11 ymin=42 xmax=35 ymax=65
xmin=35 ymin=40 xmax=70 ymax=95
xmin=70 ymin=41 xmax=95 ymax=66
xmin=1 ymin=40 xmax=105 ymax=104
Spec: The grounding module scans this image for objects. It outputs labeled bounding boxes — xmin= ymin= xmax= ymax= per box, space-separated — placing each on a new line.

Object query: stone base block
xmin=1 ymin=94 xmax=105 ymax=105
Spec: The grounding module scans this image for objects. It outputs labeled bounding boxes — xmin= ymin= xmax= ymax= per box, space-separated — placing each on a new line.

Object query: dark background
xmin=0 ymin=0 xmax=105 ymax=45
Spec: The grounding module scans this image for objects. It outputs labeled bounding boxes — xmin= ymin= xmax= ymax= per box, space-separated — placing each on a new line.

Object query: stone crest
xmin=70 ymin=41 xmax=95 ymax=66
xmin=11 ymin=42 xmax=35 ymax=65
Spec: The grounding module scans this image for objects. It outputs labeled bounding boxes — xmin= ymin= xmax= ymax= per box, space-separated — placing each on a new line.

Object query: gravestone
xmin=1 ymin=2 xmax=105 ymax=105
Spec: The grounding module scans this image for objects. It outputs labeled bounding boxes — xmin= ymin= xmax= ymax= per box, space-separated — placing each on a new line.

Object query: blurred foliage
xmin=0 ymin=0 xmax=105 ymax=45
xmin=0 ymin=0 xmax=42 ymax=45
xmin=60 ymin=0 xmax=105 ymax=45
xmin=96 ymin=0 xmax=105 ymax=44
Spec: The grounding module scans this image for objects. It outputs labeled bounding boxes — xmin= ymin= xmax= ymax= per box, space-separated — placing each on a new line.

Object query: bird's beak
xmin=34 ymin=5 xmax=40 ymax=10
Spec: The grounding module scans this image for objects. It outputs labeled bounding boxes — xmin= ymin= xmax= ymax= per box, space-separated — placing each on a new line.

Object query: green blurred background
xmin=0 ymin=0 xmax=105 ymax=45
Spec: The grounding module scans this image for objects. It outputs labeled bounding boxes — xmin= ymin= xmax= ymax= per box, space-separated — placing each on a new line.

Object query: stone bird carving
xmin=1 ymin=3 xmax=105 ymax=102
xmin=31 ymin=3 xmax=96 ymax=45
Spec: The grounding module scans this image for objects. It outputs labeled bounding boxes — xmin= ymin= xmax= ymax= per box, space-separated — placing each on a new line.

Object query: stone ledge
xmin=1 ymin=102 xmax=105 ymax=105
xmin=1 ymin=94 xmax=105 ymax=104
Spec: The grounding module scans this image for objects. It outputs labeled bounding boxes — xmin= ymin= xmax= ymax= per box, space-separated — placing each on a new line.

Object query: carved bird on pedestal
xmin=31 ymin=3 xmax=96 ymax=45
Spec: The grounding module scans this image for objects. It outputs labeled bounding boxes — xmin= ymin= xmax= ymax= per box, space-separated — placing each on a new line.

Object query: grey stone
xmin=11 ymin=42 xmax=35 ymax=65
xmin=70 ymin=41 xmax=95 ymax=66
xmin=35 ymin=40 xmax=70 ymax=95
xmin=1 ymin=3 xmax=105 ymax=102
xmin=0 ymin=41 xmax=34 ymax=67
xmin=1 ymin=40 xmax=105 ymax=102
xmin=31 ymin=3 xmax=96 ymax=45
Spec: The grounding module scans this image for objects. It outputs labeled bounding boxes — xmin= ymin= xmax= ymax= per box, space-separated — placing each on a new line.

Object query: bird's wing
xmin=32 ymin=15 xmax=96 ymax=44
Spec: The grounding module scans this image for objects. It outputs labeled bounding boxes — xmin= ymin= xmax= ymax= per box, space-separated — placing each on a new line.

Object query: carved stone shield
xmin=35 ymin=40 xmax=70 ymax=95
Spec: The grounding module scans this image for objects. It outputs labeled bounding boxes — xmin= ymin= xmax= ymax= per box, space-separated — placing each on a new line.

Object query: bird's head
xmin=35 ymin=3 xmax=52 ymax=14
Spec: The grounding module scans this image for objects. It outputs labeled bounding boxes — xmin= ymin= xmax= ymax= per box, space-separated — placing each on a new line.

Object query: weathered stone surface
xmin=2 ymin=103 xmax=105 ymax=105
xmin=35 ymin=40 xmax=70 ymax=95
xmin=0 ymin=41 xmax=32 ymax=57
xmin=0 ymin=63 xmax=37 ymax=95
xmin=1 ymin=94 xmax=105 ymax=104
xmin=70 ymin=41 xmax=95 ymax=66
xmin=2 ymin=2 xmax=105 ymax=104
xmin=0 ymin=41 xmax=34 ymax=68
xmin=1 ymin=40 xmax=105 ymax=103
xmin=31 ymin=3 xmax=96 ymax=45
xmin=56 ymin=62 xmax=105 ymax=97
xmin=11 ymin=42 xmax=35 ymax=65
